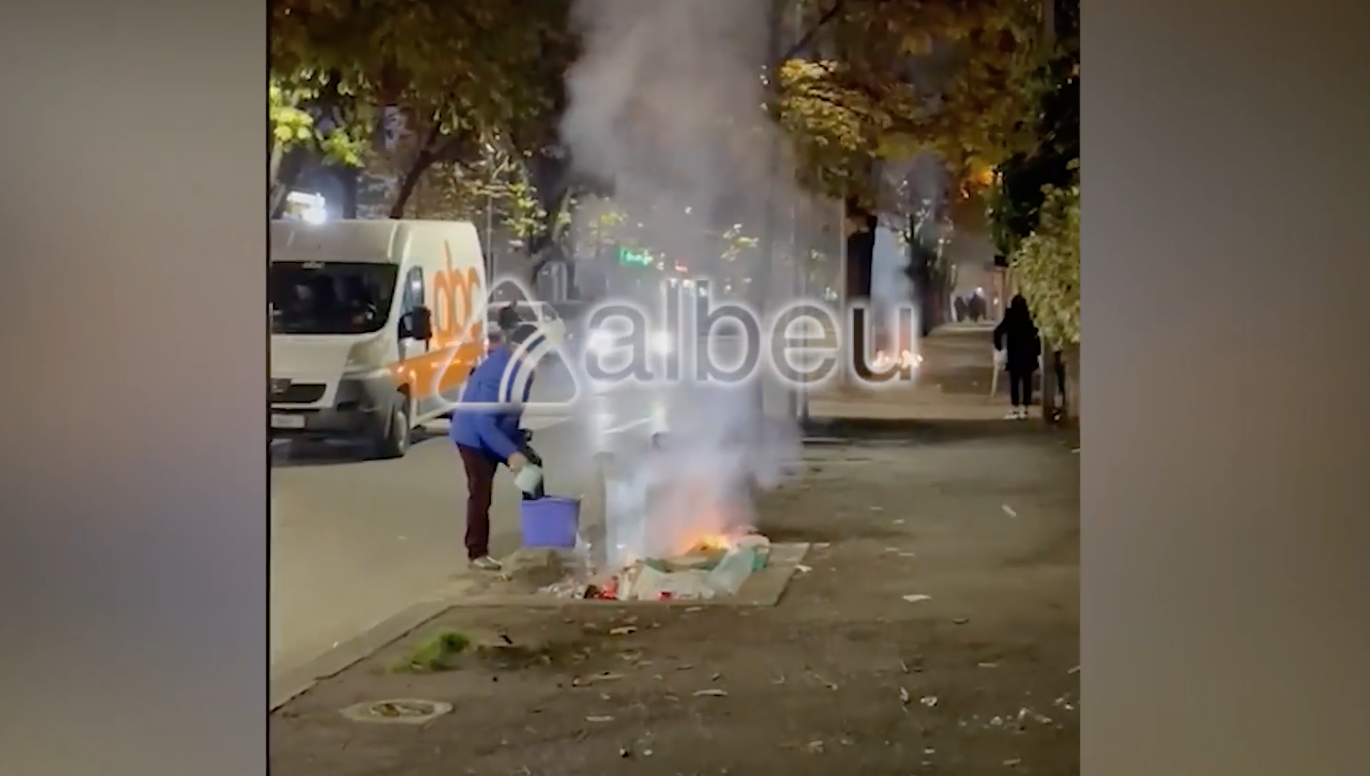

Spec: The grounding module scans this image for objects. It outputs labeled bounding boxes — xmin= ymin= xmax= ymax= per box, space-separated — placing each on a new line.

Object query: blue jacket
xmin=448 ymin=344 xmax=535 ymax=462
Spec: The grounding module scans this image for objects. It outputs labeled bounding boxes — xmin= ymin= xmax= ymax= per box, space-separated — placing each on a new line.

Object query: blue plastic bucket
xmin=519 ymin=496 xmax=582 ymax=549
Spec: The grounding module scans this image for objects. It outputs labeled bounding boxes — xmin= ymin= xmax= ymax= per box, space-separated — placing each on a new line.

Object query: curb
xmin=269 ymin=598 xmax=452 ymax=712
xmin=268 ymin=541 xmax=810 ymax=712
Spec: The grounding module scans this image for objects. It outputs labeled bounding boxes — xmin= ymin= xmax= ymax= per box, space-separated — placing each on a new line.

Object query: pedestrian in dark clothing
xmin=448 ymin=323 xmax=545 ymax=570
xmin=969 ymin=293 xmax=986 ymax=322
xmin=993 ymin=294 xmax=1042 ymax=419
xmin=954 ymin=295 xmax=968 ymax=322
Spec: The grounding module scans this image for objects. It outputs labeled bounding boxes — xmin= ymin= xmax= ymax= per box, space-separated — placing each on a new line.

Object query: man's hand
xmin=507 ymin=452 xmax=529 ymax=472
xmin=993 ymin=349 xmax=1007 ymax=368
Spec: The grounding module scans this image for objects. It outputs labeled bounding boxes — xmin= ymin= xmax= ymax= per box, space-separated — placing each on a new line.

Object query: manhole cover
xmin=340 ymin=698 xmax=453 ymax=725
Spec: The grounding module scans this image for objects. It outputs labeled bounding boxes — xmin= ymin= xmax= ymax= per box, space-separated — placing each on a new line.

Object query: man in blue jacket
xmin=449 ymin=322 xmax=543 ymax=570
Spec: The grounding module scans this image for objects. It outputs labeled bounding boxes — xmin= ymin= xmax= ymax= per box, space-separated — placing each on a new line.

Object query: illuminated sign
xmin=617 ymin=247 xmax=653 ymax=266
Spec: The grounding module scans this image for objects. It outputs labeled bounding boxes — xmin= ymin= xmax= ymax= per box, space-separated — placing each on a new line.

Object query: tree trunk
xmin=269 ymin=146 xmax=309 ymax=218
xmin=1062 ymin=344 xmax=1080 ymax=424
xmin=388 ymin=153 xmax=434 ymax=219
xmin=528 ymin=185 xmax=574 ymax=285
xmin=269 ymin=140 xmax=284 ymax=197
xmin=1041 ymin=347 xmax=1061 ymax=423
xmin=331 ymin=166 xmax=359 ymax=219
xmin=269 ymin=182 xmax=289 ymax=219
xmin=520 ymin=161 xmax=569 ymax=286
xmin=388 ymin=123 xmax=443 ymax=219
xmin=844 ymin=201 xmax=877 ymax=379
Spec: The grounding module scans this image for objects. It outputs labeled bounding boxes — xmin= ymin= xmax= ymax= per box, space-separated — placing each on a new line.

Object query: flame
xmin=693 ymin=533 xmax=735 ymax=552
xmin=870 ymin=324 xmax=920 ymax=371
xmin=871 ymin=349 xmax=921 ymax=370
xmin=644 ymin=471 xmax=740 ymax=555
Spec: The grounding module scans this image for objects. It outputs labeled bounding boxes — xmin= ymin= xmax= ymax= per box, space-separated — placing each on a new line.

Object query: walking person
xmin=993 ymin=294 xmax=1042 ymax=419
xmin=448 ymin=323 xmax=545 ymax=570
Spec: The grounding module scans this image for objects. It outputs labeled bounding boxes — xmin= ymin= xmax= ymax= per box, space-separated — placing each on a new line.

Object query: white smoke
xmin=870 ymin=219 xmax=912 ymax=315
xmin=561 ymin=0 xmax=802 ymax=563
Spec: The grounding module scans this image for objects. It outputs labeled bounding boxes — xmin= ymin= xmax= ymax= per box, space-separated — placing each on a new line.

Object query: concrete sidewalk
xmin=804 ymin=326 xmax=1022 ymax=421
xmin=269 ymin=424 xmax=1080 ymax=776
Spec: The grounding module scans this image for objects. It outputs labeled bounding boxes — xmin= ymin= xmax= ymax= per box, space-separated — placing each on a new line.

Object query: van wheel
xmin=370 ymin=392 xmax=412 ymax=460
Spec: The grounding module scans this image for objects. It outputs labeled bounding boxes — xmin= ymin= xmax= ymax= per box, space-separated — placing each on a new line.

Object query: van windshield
xmin=270 ymin=261 xmax=399 ymax=335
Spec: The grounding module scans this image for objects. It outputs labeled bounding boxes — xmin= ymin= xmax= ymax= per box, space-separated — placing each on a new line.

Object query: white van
xmin=269 ymin=220 xmax=488 ymax=458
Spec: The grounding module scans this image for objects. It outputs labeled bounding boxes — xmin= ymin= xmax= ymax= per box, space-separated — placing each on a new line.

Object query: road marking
xmin=425 ymin=414 xmax=655 ymax=435
xmin=602 ymin=417 xmax=652 ymax=435
xmin=523 ymin=416 xmax=571 ymax=431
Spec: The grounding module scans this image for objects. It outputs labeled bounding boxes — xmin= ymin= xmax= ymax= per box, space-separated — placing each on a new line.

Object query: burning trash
xmin=869 ymin=320 xmax=921 ymax=372
xmin=870 ymin=349 xmax=922 ymax=371
xmin=617 ymin=532 xmax=771 ymax=601
xmin=538 ymin=388 xmax=797 ymax=602
xmin=538 ymin=430 xmax=782 ymax=602
xmin=540 ymin=529 xmax=772 ymax=602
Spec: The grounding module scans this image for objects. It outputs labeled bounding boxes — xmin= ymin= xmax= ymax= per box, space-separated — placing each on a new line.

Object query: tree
xmin=269 ymin=0 xmax=577 ymax=220
xmin=767 ymin=0 xmax=1054 ymax=365
xmin=978 ymin=0 xmax=1078 ymax=419
xmin=776 ymin=0 xmax=1051 ymax=210
xmin=268 ymin=77 xmax=367 ymax=214
xmin=986 ymin=0 xmax=1079 ymax=350
xmin=987 ymin=0 xmax=1079 ymax=258
xmin=574 ymin=200 xmax=629 ymax=257
xmin=1010 ymin=181 xmax=1078 ymax=347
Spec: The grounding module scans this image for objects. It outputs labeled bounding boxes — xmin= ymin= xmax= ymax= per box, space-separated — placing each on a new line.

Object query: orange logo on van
xmin=431 ymin=241 xmax=483 ymax=347
xmin=396 ymin=239 xmax=486 ymax=404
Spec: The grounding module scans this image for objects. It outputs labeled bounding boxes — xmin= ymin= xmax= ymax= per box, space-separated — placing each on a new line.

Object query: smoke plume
xmin=560 ymin=0 xmax=802 ymax=564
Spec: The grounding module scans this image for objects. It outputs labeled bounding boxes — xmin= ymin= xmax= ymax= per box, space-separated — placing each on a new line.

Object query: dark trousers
xmin=1009 ymin=369 xmax=1035 ymax=407
xmin=457 ymin=445 xmax=498 ymax=560
xmin=456 ymin=444 xmax=545 ymax=560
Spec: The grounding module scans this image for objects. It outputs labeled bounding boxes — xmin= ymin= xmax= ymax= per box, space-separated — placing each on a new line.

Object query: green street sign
xmin=617 ymin=247 xmax=653 ymax=266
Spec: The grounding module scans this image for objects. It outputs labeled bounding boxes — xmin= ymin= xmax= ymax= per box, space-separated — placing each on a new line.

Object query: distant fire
xmin=870 ymin=324 xmax=920 ymax=372
xmin=871 ymin=349 xmax=921 ymax=370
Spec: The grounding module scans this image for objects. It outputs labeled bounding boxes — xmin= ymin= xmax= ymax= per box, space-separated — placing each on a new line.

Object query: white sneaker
xmin=469 ymin=556 xmax=503 ymax=571
xmin=1017 ymin=407 xmax=1030 ymax=419
xmin=1005 ymin=407 xmax=1022 ymax=420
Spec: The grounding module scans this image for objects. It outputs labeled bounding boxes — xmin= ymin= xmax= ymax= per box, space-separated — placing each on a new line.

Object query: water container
xmin=513 ymin=464 xmax=544 ymax=495
xmin=519 ymin=496 xmax=581 ymax=549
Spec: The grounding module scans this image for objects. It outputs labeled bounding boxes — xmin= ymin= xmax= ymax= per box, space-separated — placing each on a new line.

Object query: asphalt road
xmin=270 ymin=341 xmax=791 ymax=681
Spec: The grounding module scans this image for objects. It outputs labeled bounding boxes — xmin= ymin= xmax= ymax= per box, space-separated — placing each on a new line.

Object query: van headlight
xmin=343 ymin=337 xmax=387 ymax=375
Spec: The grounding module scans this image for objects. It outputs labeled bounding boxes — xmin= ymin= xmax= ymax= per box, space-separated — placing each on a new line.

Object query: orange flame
xmin=871 ymin=349 xmax=921 ymax=370
xmin=693 ymin=533 xmax=735 ymax=552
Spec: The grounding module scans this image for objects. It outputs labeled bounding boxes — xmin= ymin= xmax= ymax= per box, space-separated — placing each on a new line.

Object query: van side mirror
xmin=402 ymin=306 xmax=433 ymax=341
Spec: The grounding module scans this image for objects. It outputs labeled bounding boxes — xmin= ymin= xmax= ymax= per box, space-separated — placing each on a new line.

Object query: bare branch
xmin=778 ymin=0 xmax=847 ymax=63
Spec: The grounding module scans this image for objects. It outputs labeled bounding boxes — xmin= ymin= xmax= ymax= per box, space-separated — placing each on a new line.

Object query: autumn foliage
xmin=268 ymin=0 xmax=1057 ymax=234
xmin=775 ymin=0 xmax=1049 ymax=208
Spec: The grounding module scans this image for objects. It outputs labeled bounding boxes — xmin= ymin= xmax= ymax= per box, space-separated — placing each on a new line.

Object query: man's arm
xmin=474 ymin=411 xmax=521 ymax=462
